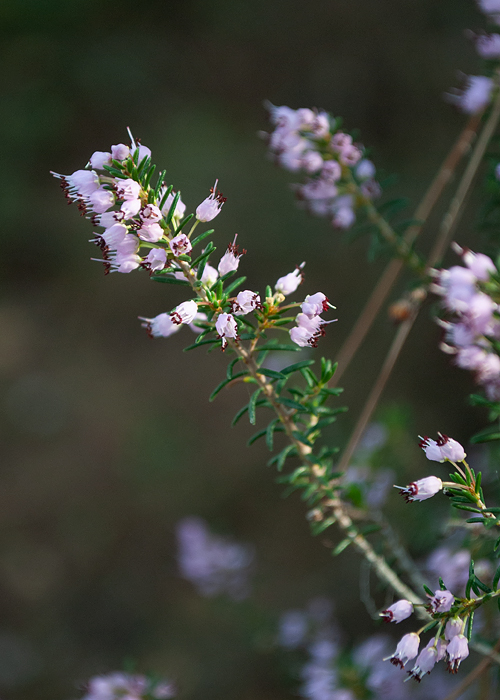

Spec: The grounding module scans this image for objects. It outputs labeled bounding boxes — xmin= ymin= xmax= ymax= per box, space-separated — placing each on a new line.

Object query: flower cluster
xmin=432 ymin=246 xmax=500 ymax=400
xmin=263 ymin=104 xmax=381 ymax=229
xmin=176 ymin=517 xmax=254 ymax=600
xmin=289 ymin=292 xmax=336 ymax=348
xmin=446 ymin=4 xmax=500 ymax=113
xmin=80 ymin=672 xmax=176 ymax=700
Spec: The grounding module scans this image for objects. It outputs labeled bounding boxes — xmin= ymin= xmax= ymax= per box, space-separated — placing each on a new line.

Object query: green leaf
xmin=268 ymin=444 xmax=297 ymax=471
xmin=320 ymin=387 xmax=344 ymax=396
xmin=423 ymin=584 xmax=434 ymax=597
xmin=226 ymin=357 xmax=240 ymax=380
xmin=276 ymin=397 xmax=307 ymax=412
xmin=154 ymin=169 xmax=166 ymax=198
xmin=281 ymin=360 xmax=316 ymax=375
xmin=471 ymin=427 xmax=500 ymax=444
xmin=249 ymin=389 xmax=262 ymax=425
xmin=474 ymin=578 xmax=492 ymax=594
xmin=159 ymin=184 xmax=173 ymax=210
xmin=144 ymin=163 xmax=156 ymax=189
xmin=292 ymin=431 xmax=313 ymax=447
xmin=257 ymin=343 xmax=301 ymax=352
xmin=438 ymin=577 xmax=446 ymax=591
xmin=191 ymin=229 xmax=215 ymax=248
xmin=224 ymin=276 xmax=248 ymax=296
xmin=257 ymin=368 xmax=286 ymax=381
xmin=493 ymin=564 xmax=500 ymax=590
xmin=332 ymin=537 xmax=353 ymax=556
xmin=266 ymin=419 xmax=282 ymax=451
xmin=183 ymin=338 xmax=220 ymax=351
xmin=452 ymin=504 xmax=482 ymax=513
xmin=173 ymin=213 xmax=195 ymax=234
xmin=247 ymin=429 xmax=267 ymax=446
xmin=232 ymin=399 xmax=268 ymax=426
xmin=151 ymin=275 xmax=190 ymax=286
xmin=192 ymin=242 xmax=215 ymax=268
xmin=310 ymin=518 xmax=336 ymax=535
xmin=209 ymin=371 xmax=248 ymax=401
xmin=466 ymin=517 xmax=486 ymax=524
xmin=164 ymin=191 xmax=181 ymax=226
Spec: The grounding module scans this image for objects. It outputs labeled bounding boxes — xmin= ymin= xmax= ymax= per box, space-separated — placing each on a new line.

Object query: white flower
xmin=379 ymin=599 xmax=413 ymax=624
xmin=215 ymin=312 xmax=238 ymax=348
xmin=407 ymin=643 xmax=438 ymax=681
xmin=196 ymin=180 xmax=226 ymax=222
xmin=120 ymin=198 xmax=142 ymax=219
xmin=398 ymin=476 xmax=443 ymax=503
xmin=171 ymin=300 xmax=198 ymax=325
xmin=419 ymin=434 xmax=466 ymax=462
xmin=169 ymin=233 xmax=192 ymax=257
xmin=100 ymin=223 xmax=128 ymax=249
xmin=232 ymin=290 xmax=261 ymax=315
xmin=275 ymin=263 xmax=305 ymax=295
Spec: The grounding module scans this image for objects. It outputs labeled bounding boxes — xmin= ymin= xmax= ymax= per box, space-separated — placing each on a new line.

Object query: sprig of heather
xmin=262 ymin=104 xmax=424 ymax=271
xmin=78 ymin=671 xmax=176 ymax=700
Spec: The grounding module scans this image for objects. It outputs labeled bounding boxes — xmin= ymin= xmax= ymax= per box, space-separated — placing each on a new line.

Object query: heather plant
xmin=52 ymin=2 xmax=500 ymax=698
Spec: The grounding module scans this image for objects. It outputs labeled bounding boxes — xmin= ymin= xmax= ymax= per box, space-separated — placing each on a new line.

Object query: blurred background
xmin=0 ymin=0 xmax=496 ymax=697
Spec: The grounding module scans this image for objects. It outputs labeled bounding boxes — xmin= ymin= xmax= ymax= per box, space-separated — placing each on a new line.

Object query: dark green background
xmin=0 ymin=0 xmax=492 ymax=697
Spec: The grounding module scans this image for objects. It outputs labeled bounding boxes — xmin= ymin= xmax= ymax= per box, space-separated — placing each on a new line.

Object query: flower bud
xmin=380 ymin=599 xmax=413 ymax=624
xmin=90 ymin=151 xmax=112 ymax=170
xmin=215 ymin=312 xmax=238 ymax=348
xmin=275 ymin=264 xmax=305 ymax=296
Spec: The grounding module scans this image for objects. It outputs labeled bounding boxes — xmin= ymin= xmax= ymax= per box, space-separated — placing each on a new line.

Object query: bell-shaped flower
xmin=232 ymin=290 xmax=261 ymax=315
xmin=196 ymin=180 xmax=226 ymax=222
xmin=160 ymin=189 xmax=186 ymax=220
xmin=218 ymin=235 xmax=244 ymax=277
xmin=141 ymin=204 xmax=162 ymax=223
xmin=111 ymin=143 xmax=130 ymax=161
xmin=169 ymin=233 xmax=192 ymax=257
xmin=301 ymin=292 xmax=329 ymax=318
xmin=275 ymin=263 xmax=305 ymax=296
xmin=200 ymin=263 xmax=218 ymax=288
xmin=427 ymin=589 xmax=455 ymax=614
xmin=67 ymin=169 xmax=100 ymax=197
xmin=445 ymin=617 xmax=463 ymax=641
xmin=301 ymin=151 xmax=324 ymax=173
xmin=355 ymin=159 xmax=376 ymax=180
xmin=171 ymin=300 xmax=198 ymax=326
xmin=398 ymin=476 xmax=443 ymax=503
xmin=120 ymin=198 xmax=142 ymax=220
xmin=332 ymin=205 xmax=355 ymax=230
xmin=407 ymin=642 xmax=438 ymax=681
xmin=88 ymin=187 xmax=115 ymax=214
xmin=139 ymin=312 xmax=180 ymax=338
xmin=106 ymin=234 xmax=141 ymax=273
xmin=462 ymin=250 xmax=495 ymax=280
xmin=143 ymin=248 xmax=167 ymax=272
xmin=215 ymin=312 xmax=238 ymax=348
xmin=330 ymin=132 xmax=352 ymax=152
xmin=89 ymin=151 xmax=112 ymax=170
xmin=138 ymin=223 xmax=163 ymax=243
xmin=339 ymin=145 xmax=362 ymax=166
xmin=100 ymin=223 xmax=128 ymax=249
xmin=385 ymin=633 xmax=420 ymax=668
xmin=321 ymin=160 xmax=342 ymax=182
xmin=116 ymin=178 xmax=142 ymax=201
xmin=419 ymin=434 xmax=466 ymax=463
xmin=446 ymin=634 xmax=469 ymax=673
xmin=98 ymin=211 xmax=125 ymax=228
xmin=380 ymin=599 xmax=413 ymax=624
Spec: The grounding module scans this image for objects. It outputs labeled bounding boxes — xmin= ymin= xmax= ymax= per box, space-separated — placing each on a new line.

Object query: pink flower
xmin=141 ymin=204 xmax=162 ymax=223
xmin=232 ymin=290 xmax=261 ymax=315
xmin=169 ymin=233 xmax=192 ymax=257
xmin=111 ymin=143 xmax=130 ymax=161
xmin=100 ymin=223 xmax=128 ymax=249
xmin=215 ymin=312 xmax=238 ymax=348
xmin=301 ymin=292 xmax=329 ymax=318
xmin=398 ymin=476 xmax=443 ymax=503
xmin=386 ymin=633 xmax=420 ymax=668
xmin=138 ymin=223 xmax=164 ymax=243
xmin=143 ymin=248 xmax=167 ymax=272
xmin=301 ymin=151 xmax=324 ymax=173
xmin=140 ymin=312 xmax=180 ymax=338
xmin=462 ymin=250 xmax=495 ymax=280
xmin=89 ymin=151 xmax=111 ymax=170
xmin=171 ymin=300 xmax=198 ymax=325
xmin=419 ymin=434 xmax=466 ymax=463
xmin=218 ymin=236 xmax=245 ymax=277
xmin=200 ymin=263 xmax=218 ymax=288
xmin=196 ymin=180 xmax=226 ymax=222
xmin=161 ymin=190 xmax=186 ymax=219
xmin=116 ymin=178 xmax=142 ymax=201
xmin=407 ymin=642 xmax=438 ymax=682
xmin=321 ymin=161 xmax=342 ymax=182
xmin=275 ymin=263 xmax=305 ymax=296
xmin=476 ymin=33 xmax=500 ymax=58
xmin=120 ymin=198 xmax=142 ymax=219
xmin=427 ymin=589 xmax=455 ymax=614
xmin=446 ymin=634 xmax=469 ymax=673
xmin=445 ymin=617 xmax=463 ymax=641
xmin=88 ymin=187 xmax=115 ymax=213
xmin=448 ymin=75 xmax=494 ymax=115
xmin=380 ymin=599 xmax=413 ymax=623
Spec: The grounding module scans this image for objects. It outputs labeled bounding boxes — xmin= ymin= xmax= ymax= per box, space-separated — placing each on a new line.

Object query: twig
xmin=443 ymin=638 xmax=500 ymax=700
xmin=336 ymin=89 xmax=500 ymax=473
xmin=332 ymin=114 xmax=481 ymax=386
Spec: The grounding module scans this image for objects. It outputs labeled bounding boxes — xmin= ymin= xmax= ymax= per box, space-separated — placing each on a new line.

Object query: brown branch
xmin=332 ymin=114 xmax=481 ymax=386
